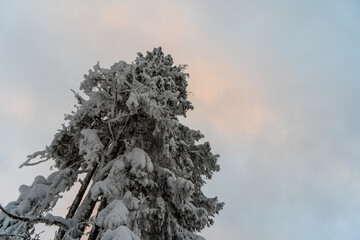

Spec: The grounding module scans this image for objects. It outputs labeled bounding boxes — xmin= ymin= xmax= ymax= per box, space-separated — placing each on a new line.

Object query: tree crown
xmin=0 ymin=47 xmax=223 ymax=240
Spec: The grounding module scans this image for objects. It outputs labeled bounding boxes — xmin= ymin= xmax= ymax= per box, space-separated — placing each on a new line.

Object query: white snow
xmin=126 ymin=92 xmax=139 ymax=113
xmin=15 ymin=180 xmax=50 ymax=214
xmin=167 ymin=176 xmax=194 ymax=206
xmin=101 ymin=225 xmax=141 ymax=240
xmin=79 ymin=129 xmax=104 ymax=163
xmin=125 ymin=148 xmax=153 ymax=173
xmin=121 ymin=191 xmax=140 ymax=211
xmin=97 ymin=199 xmax=129 ymax=230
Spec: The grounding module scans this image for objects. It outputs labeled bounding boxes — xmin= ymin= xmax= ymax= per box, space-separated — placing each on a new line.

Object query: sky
xmin=1 ymin=0 xmax=360 ymax=239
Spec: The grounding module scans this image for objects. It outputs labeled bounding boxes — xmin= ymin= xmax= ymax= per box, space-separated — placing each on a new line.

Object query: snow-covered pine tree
xmin=0 ymin=47 xmax=224 ymax=240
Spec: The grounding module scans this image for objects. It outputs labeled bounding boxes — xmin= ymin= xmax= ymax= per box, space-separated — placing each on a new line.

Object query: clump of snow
xmin=91 ymin=157 xmax=126 ymax=200
xmin=125 ymin=148 xmax=153 ymax=173
xmin=91 ymin=148 xmax=154 ymax=201
xmin=0 ymin=173 xmax=71 ymax=235
xmin=91 ymin=179 xmax=120 ymax=201
xmin=79 ymin=129 xmax=104 ymax=163
xmin=111 ymin=159 xmax=126 ymax=175
xmin=101 ymin=225 xmax=140 ymax=240
xmin=96 ymin=191 xmax=141 ymax=239
xmin=47 ymin=168 xmax=77 ymax=197
xmin=121 ymin=191 xmax=140 ymax=211
xmin=97 ymin=199 xmax=129 ymax=230
xmin=126 ymin=92 xmax=139 ymax=113
xmin=12 ymin=176 xmax=51 ymax=215
xmin=167 ymin=176 xmax=194 ymax=206
xmin=169 ymin=137 xmax=176 ymax=147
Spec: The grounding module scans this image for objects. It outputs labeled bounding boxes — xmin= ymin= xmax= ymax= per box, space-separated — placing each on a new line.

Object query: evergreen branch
xmin=0 ymin=204 xmax=69 ymax=230
xmin=19 ymin=158 xmax=49 ymax=168
xmin=0 ymin=204 xmax=30 ymax=222
xmin=108 ymin=119 xmax=115 ymax=140
xmin=61 ymin=221 xmax=94 ymax=240
xmin=67 ymin=159 xmax=85 ymax=170
xmin=112 ymin=82 xmax=117 ymax=118
xmin=70 ymin=89 xmax=85 ymax=104
xmin=0 ymin=234 xmax=29 ymax=239
xmin=118 ymin=88 xmax=139 ymax=94
xmin=19 ymin=151 xmax=49 ymax=168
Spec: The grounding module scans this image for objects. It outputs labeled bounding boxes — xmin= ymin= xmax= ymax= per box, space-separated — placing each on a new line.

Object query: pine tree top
xmin=0 ymin=47 xmax=224 ymax=240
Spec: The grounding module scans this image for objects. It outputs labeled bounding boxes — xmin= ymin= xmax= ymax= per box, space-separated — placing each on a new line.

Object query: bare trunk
xmin=87 ymin=198 xmax=108 ymax=240
xmin=69 ymin=191 xmax=98 ymax=239
xmin=55 ymin=163 xmax=98 ymax=240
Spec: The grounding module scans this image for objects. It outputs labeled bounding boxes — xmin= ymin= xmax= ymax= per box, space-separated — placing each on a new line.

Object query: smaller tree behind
xmin=0 ymin=47 xmax=224 ymax=240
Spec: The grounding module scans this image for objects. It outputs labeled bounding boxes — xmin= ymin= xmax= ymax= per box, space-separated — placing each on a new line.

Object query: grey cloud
xmin=1 ymin=1 xmax=360 ymax=240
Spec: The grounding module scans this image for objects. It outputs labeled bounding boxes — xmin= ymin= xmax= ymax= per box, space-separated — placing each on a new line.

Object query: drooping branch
xmin=0 ymin=234 xmax=28 ymax=239
xmin=0 ymin=205 xmax=30 ymax=222
xmin=0 ymin=204 xmax=69 ymax=230
xmin=19 ymin=150 xmax=50 ymax=168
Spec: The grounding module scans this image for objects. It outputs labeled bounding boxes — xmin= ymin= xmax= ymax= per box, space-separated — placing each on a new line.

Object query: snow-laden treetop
xmin=0 ymin=47 xmax=224 ymax=240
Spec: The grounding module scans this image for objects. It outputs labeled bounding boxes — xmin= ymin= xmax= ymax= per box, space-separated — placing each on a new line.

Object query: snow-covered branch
xmin=0 ymin=234 xmax=29 ymax=239
xmin=0 ymin=204 xmax=69 ymax=230
xmin=19 ymin=150 xmax=50 ymax=168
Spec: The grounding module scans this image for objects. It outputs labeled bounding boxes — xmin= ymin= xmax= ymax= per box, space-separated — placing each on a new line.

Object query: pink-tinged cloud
xmin=0 ymin=88 xmax=36 ymax=122
xmin=29 ymin=1 xmax=198 ymax=64
xmin=29 ymin=1 xmax=274 ymax=139
xmin=1 ymin=1 xmax=360 ymax=240
xmin=187 ymin=57 xmax=275 ymax=138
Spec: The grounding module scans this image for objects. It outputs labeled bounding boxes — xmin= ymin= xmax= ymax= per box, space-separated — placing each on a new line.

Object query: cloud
xmin=0 ymin=90 xmax=35 ymax=121
xmin=1 ymin=1 xmax=360 ymax=240
xmin=185 ymin=54 xmax=275 ymax=138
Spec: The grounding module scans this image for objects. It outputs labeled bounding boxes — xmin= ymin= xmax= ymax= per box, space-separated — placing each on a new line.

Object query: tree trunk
xmin=55 ymin=163 xmax=98 ymax=240
xmin=87 ymin=198 xmax=107 ymax=240
xmin=69 ymin=191 xmax=98 ymax=239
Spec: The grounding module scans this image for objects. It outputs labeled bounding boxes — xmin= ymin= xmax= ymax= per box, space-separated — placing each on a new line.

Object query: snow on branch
xmin=0 ymin=204 xmax=69 ymax=230
xmin=0 ymin=234 xmax=28 ymax=239
xmin=19 ymin=150 xmax=50 ymax=168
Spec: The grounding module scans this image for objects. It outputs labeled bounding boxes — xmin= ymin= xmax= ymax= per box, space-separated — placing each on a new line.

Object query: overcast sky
xmin=1 ymin=1 xmax=360 ymax=239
